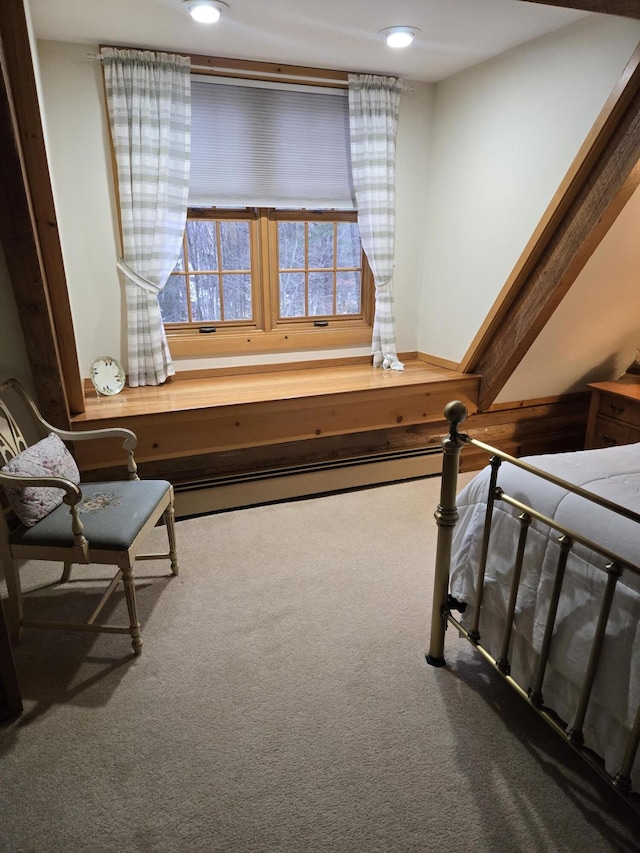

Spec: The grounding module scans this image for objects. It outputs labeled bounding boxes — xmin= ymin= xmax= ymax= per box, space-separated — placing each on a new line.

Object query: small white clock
xmin=90 ymin=356 xmax=126 ymax=396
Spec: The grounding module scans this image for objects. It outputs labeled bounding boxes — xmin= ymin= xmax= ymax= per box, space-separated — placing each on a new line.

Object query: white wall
xmin=37 ymin=41 xmax=124 ymax=379
xmin=393 ymin=82 xmax=433 ymax=353
xmin=419 ymin=15 xmax=640 ymax=366
xmin=35 ymin=40 xmax=434 ymax=374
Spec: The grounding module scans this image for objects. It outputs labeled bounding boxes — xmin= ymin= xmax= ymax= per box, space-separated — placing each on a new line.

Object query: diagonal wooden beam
xmin=462 ymin=44 xmax=640 ymax=411
xmin=0 ymin=0 xmax=84 ymax=419
xmin=0 ymin=63 xmax=72 ymax=427
xmin=518 ymin=0 xmax=640 ymax=18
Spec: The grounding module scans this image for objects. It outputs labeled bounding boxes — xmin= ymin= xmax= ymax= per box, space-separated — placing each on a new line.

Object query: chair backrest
xmin=0 ymin=379 xmax=54 ymax=466
xmin=0 ymin=403 xmax=29 ymax=468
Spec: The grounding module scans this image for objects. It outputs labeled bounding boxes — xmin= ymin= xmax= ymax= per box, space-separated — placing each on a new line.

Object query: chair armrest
xmin=0 ymin=379 xmax=139 ymax=480
xmin=0 ymin=471 xmax=82 ymax=504
xmin=51 ymin=427 xmax=139 ymax=480
xmin=52 ymin=426 xmax=137 ymax=447
xmin=0 ymin=471 xmax=89 ymax=560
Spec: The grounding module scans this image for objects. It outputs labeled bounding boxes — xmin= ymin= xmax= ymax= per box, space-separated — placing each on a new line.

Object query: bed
xmin=427 ymin=400 xmax=640 ymax=808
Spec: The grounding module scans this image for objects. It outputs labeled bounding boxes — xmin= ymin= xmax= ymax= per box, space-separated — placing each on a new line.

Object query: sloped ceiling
xmin=463 ymin=37 xmax=640 ymax=408
xmin=498 ymin=183 xmax=640 ymax=402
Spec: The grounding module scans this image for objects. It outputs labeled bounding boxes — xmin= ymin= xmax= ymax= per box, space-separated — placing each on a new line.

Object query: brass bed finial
xmin=443 ymin=400 xmax=467 ymax=439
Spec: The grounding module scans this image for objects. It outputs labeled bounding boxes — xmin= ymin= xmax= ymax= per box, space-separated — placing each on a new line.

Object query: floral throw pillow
xmin=1 ymin=432 xmax=81 ymax=527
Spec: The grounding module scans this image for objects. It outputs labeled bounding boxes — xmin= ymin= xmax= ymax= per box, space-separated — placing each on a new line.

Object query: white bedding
xmin=449 ymin=441 xmax=640 ymax=788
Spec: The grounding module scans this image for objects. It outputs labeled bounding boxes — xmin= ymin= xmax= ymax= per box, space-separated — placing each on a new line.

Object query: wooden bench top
xmin=73 ymin=358 xmax=478 ymax=423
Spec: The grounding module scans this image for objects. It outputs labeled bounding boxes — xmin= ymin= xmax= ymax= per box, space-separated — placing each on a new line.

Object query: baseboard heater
xmin=173 ymin=446 xmax=443 ymax=518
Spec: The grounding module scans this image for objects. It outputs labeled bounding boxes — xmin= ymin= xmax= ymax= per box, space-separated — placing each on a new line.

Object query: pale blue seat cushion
xmin=10 ymin=480 xmax=172 ymax=552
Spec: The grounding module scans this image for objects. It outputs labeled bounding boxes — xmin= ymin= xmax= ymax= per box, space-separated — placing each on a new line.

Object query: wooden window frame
xmin=166 ymin=208 xmax=374 ymax=358
xmin=165 ymin=207 xmax=264 ymax=331
xmin=268 ymin=209 xmax=373 ymax=332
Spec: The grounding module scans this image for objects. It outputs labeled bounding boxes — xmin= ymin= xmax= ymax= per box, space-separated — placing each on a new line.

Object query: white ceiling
xmin=28 ymin=0 xmax=592 ymax=83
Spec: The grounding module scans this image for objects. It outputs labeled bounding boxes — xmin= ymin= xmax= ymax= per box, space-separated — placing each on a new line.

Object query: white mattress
xmin=449 ymin=441 xmax=640 ymax=789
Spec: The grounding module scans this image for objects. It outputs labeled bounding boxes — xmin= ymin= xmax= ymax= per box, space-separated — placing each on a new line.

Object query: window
xmin=274 ymin=211 xmax=364 ymax=320
xmin=161 ymin=209 xmax=258 ymax=327
xmin=159 ymin=67 xmax=373 ymax=357
xmin=160 ymin=208 xmax=373 ymax=354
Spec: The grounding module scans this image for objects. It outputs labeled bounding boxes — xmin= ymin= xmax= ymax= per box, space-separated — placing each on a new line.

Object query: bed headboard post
xmin=426 ymin=401 xmax=467 ymax=668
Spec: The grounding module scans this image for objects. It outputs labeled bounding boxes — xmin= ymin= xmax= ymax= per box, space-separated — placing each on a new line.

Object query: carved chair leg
xmin=60 ymin=562 xmax=72 ymax=583
xmin=164 ymin=502 xmax=179 ymax=576
xmin=120 ymin=566 xmax=142 ymax=656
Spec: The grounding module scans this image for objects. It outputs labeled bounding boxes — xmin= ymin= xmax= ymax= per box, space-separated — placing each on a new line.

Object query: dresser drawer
xmin=591 ymin=414 xmax=640 ymax=448
xmin=597 ymin=391 xmax=640 ymax=427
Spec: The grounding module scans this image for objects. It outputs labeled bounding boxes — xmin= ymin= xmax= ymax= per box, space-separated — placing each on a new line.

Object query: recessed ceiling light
xmin=184 ymin=0 xmax=229 ymax=24
xmin=380 ymin=26 xmax=420 ymax=48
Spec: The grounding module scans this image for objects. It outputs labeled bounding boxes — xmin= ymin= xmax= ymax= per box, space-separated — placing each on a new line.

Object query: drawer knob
xmin=610 ymin=402 xmax=625 ymax=416
xmin=603 ymin=435 xmax=618 ymax=447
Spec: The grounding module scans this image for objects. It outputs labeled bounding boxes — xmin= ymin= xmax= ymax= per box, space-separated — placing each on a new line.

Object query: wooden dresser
xmin=585 ymin=381 xmax=640 ymax=449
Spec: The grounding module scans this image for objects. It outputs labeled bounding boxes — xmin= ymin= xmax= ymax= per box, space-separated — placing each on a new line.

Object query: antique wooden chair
xmin=0 ymin=378 xmax=178 ymax=655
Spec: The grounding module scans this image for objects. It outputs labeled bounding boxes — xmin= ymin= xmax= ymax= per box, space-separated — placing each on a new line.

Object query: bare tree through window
xmin=159 ymin=208 xmax=369 ymax=335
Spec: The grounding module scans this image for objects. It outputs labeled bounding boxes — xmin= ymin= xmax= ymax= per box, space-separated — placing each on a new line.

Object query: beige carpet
xmin=1 ymin=475 xmax=638 ymax=852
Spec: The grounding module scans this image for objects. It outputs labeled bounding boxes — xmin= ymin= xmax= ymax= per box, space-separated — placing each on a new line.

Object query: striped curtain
xmin=101 ymin=48 xmax=191 ymax=387
xmin=348 ymin=75 xmax=403 ymax=371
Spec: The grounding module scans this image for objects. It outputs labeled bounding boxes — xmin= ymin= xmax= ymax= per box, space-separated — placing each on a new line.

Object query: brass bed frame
xmin=427 ymin=400 xmax=640 ymax=811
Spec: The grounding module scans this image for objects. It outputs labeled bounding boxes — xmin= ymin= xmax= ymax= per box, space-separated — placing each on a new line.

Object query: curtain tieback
xmin=374 ymin=278 xmax=393 ymax=292
xmin=116 ymin=259 xmax=161 ymax=295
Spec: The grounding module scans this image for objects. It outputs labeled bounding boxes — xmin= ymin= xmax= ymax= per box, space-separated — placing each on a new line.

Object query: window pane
xmin=308 ymin=272 xmax=333 ymax=316
xmin=186 ymin=221 xmax=218 ymax=271
xmin=336 ymin=271 xmax=361 ymax=315
xmin=278 ymin=221 xmax=305 ymax=269
xmin=220 ymin=221 xmax=250 ymax=270
xmin=336 ymin=222 xmax=361 ymax=268
xmin=308 ymin=221 xmax=333 ymax=269
xmin=223 ymin=274 xmax=253 ymax=320
xmin=159 ymin=275 xmax=188 ymax=322
xmin=190 ymin=274 xmax=221 ymax=322
xmin=279 ymin=272 xmax=305 ymax=317
xmin=173 ymin=248 xmax=186 ymax=272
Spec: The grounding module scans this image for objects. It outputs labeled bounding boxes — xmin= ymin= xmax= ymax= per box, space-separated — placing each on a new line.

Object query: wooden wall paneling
xmin=462 ymin=44 xmax=640 ymax=411
xmin=79 ymin=425 xmax=440 ymax=484
xmin=406 ymin=394 xmax=589 ymax=472
xmin=0 ymin=0 xmax=83 ymax=420
xmin=75 ymin=390 xmax=588 ymax=486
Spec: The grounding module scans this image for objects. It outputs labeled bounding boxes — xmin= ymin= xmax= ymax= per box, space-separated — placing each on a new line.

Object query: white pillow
xmin=1 ymin=433 xmax=80 ymax=527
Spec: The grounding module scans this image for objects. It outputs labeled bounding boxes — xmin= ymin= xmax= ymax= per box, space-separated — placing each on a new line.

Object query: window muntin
xmin=275 ymin=216 xmax=363 ymax=320
xmin=161 ymin=208 xmax=371 ymax=336
xmin=159 ymin=210 xmax=259 ymax=327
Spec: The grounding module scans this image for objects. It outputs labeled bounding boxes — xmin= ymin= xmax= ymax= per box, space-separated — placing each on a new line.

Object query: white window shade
xmin=189 ymin=77 xmax=356 ymax=209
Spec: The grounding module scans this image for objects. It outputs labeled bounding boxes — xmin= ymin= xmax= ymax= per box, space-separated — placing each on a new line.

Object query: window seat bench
xmin=70 ymin=357 xmax=480 ymax=482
